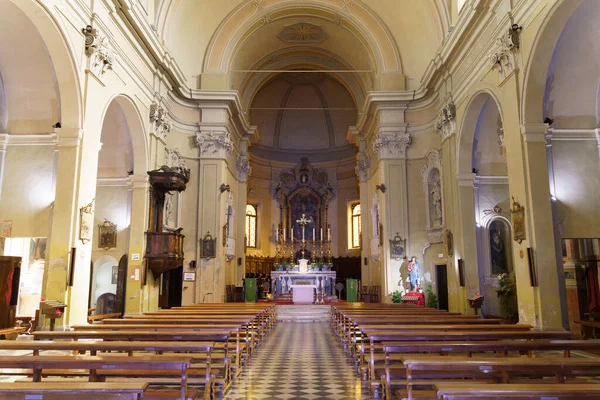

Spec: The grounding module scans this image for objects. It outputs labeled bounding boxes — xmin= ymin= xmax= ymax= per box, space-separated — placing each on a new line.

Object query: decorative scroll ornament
xmin=497 ymin=114 xmax=506 ymax=156
xmin=195 ymin=130 xmax=233 ymax=157
xmin=165 ymin=148 xmax=183 ymax=168
xmin=82 ymin=25 xmax=115 ymax=75
xmin=236 ymin=156 xmax=252 ymax=182
xmin=149 ymin=103 xmax=172 ymax=141
xmin=373 ymin=132 xmax=411 ymax=159
xmin=434 ymin=100 xmax=456 ymax=141
xmin=355 ymin=155 xmax=371 ymax=183
xmin=489 ymin=27 xmax=520 ymax=82
xmin=278 ymin=23 xmax=327 ymax=43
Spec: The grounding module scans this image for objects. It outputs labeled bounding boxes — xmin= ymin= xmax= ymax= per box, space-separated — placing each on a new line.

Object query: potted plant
xmin=391 ymin=290 xmax=402 ymax=303
xmin=425 ymin=284 xmax=438 ymax=309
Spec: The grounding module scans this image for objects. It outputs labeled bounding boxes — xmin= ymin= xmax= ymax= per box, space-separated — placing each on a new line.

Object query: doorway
xmin=436 ymin=264 xmax=449 ymax=311
xmin=159 ymin=266 xmax=183 ymax=309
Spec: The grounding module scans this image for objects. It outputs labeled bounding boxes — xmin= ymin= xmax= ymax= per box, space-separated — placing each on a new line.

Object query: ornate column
xmin=194 ymin=110 xmax=234 ymax=302
xmin=372 ymin=127 xmax=411 ymax=301
xmin=456 ymin=173 xmax=479 ymax=315
xmin=235 ymin=137 xmax=251 ymax=286
xmin=355 ymin=135 xmax=371 ymax=286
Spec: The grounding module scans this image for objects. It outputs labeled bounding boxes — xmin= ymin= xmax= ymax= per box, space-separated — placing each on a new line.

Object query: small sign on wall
xmin=184 ymin=272 xmax=196 ymax=281
xmin=131 ymin=253 xmax=140 ymax=261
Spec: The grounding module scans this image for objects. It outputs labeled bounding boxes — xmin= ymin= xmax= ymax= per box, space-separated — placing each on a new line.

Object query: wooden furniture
xmin=0 ymin=382 xmax=149 ymax=400
xmin=0 ymin=256 xmax=21 ymax=329
xmin=434 ymin=383 xmax=600 ymax=400
xmin=0 ymin=327 xmax=25 ymax=340
xmin=145 ymin=165 xmax=190 ymax=278
xmin=245 ymin=255 xmax=274 ymax=275
xmin=39 ymin=300 xmax=66 ymax=331
xmin=576 ymin=319 xmax=600 ymax=338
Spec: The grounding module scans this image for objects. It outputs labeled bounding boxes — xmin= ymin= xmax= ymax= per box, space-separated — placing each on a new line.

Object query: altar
xmin=271 ymin=271 xmax=336 ymax=303
xmin=291 ymin=285 xmax=316 ymax=304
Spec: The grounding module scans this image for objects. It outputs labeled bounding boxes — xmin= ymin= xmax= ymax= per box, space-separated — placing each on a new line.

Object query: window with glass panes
xmin=351 ymin=203 xmax=361 ymax=248
xmin=246 ymin=204 xmax=257 ymax=248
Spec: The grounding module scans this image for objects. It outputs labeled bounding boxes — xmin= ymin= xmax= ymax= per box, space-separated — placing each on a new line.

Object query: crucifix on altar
xmin=295 ymin=213 xmax=313 ymax=259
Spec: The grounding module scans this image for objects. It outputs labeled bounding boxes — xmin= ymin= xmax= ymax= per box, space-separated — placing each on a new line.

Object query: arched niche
xmin=421 ymin=149 xmax=444 ymax=235
xmin=91 ymin=255 xmax=119 ymax=308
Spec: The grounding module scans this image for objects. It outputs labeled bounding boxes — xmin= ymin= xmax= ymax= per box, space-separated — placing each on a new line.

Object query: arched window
xmin=351 ymin=203 xmax=361 ymax=248
xmin=246 ymin=204 xmax=257 ymax=248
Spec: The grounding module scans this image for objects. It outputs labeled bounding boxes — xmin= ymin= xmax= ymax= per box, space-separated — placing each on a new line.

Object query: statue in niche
xmin=164 ymin=193 xmax=174 ymax=228
xmin=490 ymin=219 xmax=512 ymax=275
xmin=429 ymin=171 xmax=443 ymax=226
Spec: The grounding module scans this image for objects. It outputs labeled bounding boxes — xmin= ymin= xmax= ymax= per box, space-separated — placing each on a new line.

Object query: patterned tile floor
xmin=224 ymin=322 xmax=371 ymax=400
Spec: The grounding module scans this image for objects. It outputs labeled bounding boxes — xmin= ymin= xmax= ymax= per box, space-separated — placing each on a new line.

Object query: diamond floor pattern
xmin=224 ymin=322 xmax=371 ymax=400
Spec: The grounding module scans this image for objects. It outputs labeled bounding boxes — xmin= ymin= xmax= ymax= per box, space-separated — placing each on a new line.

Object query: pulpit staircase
xmin=276 ymin=305 xmax=331 ymax=322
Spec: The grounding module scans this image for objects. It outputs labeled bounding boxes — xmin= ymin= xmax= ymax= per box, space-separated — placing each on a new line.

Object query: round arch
xmin=98 ymin=94 xmax=149 ymax=176
xmin=456 ymin=87 xmax=503 ymax=175
xmin=520 ymin=0 xmax=584 ymax=125
xmin=6 ymin=0 xmax=82 ymax=130
xmin=202 ymin=1 xmax=402 ymax=75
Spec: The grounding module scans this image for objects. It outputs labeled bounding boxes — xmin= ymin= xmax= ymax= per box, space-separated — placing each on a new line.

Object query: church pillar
xmin=371 ymin=124 xmax=411 ymax=301
xmin=124 ymin=175 xmax=150 ymax=314
xmin=194 ymin=107 xmax=234 ymax=303
xmin=235 ymin=138 xmax=251 ymax=286
xmin=43 ymin=125 xmax=101 ymax=327
xmin=502 ymin=117 xmax=563 ymax=329
xmin=456 ymin=173 xmax=479 ymax=315
xmin=355 ymin=136 xmax=371 ymax=286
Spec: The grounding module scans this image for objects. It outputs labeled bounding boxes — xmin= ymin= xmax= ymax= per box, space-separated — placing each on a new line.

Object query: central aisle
xmin=224 ymin=322 xmax=372 ymax=399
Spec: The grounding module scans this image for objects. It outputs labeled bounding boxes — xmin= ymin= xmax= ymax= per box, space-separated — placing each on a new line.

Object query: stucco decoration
xmin=497 ymin=114 xmax=506 ymax=156
xmin=164 ymin=148 xmax=184 ymax=231
xmin=82 ymin=25 xmax=115 ymax=76
xmin=420 ymin=149 xmax=444 ymax=237
xmin=373 ymin=132 xmax=411 ymax=159
xmin=236 ymin=156 xmax=252 ymax=182
xmin=434 ymin=99 xmax=456 ymax=141
xmin=165 ymin=148 xmax=183 ymax=168
xmin=278 ymin=23 xmax=327 ymax=43
xmin=195 ymin=130 xmax=233 ymax=158
xmin=149 ymin=103 xmax=171 ymax=141
xmin=489 ymin=27 xmax=520 ymax=83
xmin=355 ymin=155 xmax=371 ymax=183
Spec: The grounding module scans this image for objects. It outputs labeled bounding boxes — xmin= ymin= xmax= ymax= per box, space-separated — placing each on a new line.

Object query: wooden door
xmin=0 ymin=256 xmax=21 ymax=328
xmin=114 ymin=255 xmax=128 ymax=315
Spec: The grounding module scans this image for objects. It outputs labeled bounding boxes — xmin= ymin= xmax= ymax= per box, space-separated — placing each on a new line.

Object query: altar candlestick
xmin=328 ymin=228 xmax=331 ymax=241
xmin=320 ymin=228 xmax=323 ymax=242
xmin=313 ymin=228 xmax=316 ymax=241
xmin=276 ymin=229 xmax=279 ymax=243
xmin=283 ymin=228 xmax=286 ymax=242
xmin=290 ymin=227 xmax=293 ymax=241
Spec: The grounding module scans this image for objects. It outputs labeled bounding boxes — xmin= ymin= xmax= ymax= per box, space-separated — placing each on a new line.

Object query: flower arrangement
xmin=496 ymin=272 xmax=517 ymax=318
xmin=391 ymin=290 xmax=402 ymax=303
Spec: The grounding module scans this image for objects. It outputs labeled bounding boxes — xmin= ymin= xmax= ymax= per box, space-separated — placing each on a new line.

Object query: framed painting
xmin=201 ymin=232 xmax=216 ymax=259
xmin=99 ymin=220 xmax=117 ymax=250
xmin=511 ymin=196 xmax=526 ymax=244
xmin=79 ymin=201 xmax=94 ymax=244
xmin=389 ymin=233 xmax=406 ymax=260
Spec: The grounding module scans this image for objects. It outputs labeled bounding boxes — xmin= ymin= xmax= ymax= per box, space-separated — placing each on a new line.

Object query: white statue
xmin=164 ymin=194 xmax=174 ymax=227
xmin=430 ymin=178 xmax=442 ymax=226
xmin=371 ymin=192 xmax=380 ymax=236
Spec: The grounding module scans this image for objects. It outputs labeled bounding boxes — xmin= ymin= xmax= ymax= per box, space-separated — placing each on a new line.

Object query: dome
xmin=249 ymin=72 xmax=357 ymax=162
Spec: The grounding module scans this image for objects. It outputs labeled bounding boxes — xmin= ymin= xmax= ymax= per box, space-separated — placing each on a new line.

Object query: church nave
xmin=224 ymin=321 xmax=370 ymax=400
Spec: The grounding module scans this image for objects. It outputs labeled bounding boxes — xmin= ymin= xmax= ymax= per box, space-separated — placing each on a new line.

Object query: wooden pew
xmin=401 ymin=356 xmax=600 ymax=400
xmin=380 ymin=339 xmax=600 ymax=398
xmin=0 ymin=382 xmax=149 ymax=400
xmin=0 ymin=327 xmax=26 ymax=340
xmin=434 ymin=383 xmax=600 ymax=400
xmin=576 ymin=320 xmax=600 ymax=339
xmin=0 ymin=355 xmax=194 ymax=400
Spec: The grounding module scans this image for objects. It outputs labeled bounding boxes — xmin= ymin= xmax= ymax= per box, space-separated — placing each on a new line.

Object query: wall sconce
xmin=219 ymin=184 xmax=230 ymax=193
xmin=189 ymin=260 xmax=197 ymax=269
xmin=376 ymin=184 xmax=386 ymax=193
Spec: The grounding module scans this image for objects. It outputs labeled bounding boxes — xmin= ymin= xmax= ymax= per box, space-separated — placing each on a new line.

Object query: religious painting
xmin=201 ymin=232 xmax=216 ymax=259
xmin=287 ymin=187 xmax=320 ymax=241
xmin=79 ymin=201 xmax=94 ymax=244
xmin=389 ymin=233 xmax=406 ymax=260
xmin=511 ymin=196 xmax=526 ymax=244
xmin=445 ymin=229 xmax=454 ymax=257
xmin=98 ymin=220 xmax=117 ymax=250
xmin=489 ymin=218 xmax=513 ymax=275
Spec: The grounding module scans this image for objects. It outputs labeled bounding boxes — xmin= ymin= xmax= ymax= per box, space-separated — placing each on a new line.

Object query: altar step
xmin=276 ymin=305 xmax=331 ymax=322
xmin=273 ymin=293 xmax=339 ymax=304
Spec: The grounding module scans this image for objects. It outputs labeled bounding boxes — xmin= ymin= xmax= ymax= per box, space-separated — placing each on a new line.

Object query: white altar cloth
xmin=290 ymin=285 xmax=316 ymax=304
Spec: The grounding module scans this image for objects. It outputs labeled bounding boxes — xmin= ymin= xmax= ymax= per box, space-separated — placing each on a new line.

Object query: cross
xmin=296 ymin=213 xmax=313 ymax=243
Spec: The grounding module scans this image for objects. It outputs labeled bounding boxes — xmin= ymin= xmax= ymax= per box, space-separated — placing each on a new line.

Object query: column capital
xmin=456 ymin=172 xmax=476 ymax=187
xmin=56 ymin=128 xmax=83 ymax=148
xmin=129 ymin=174 xmax=149 ymax=189
xmin=373 ymin=131 xmax=411 ymax=159
xmin=195 ymin=128 xmax=233 ymax=159
xmin=236 ymin=156 xmax=251 ymax=182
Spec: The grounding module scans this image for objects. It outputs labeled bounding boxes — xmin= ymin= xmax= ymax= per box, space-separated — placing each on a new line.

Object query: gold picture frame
xmin=511 ymin=196 xmax=526 ymax=244
xmin=79 ymin=201 xmax=94 ymax=244
xmin=98 ymin=220 xmax=117 ymax=250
